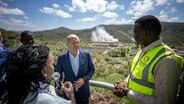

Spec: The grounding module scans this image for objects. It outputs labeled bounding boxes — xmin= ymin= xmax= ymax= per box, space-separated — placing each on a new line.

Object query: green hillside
xmin=1 ymin=22 xmax=184 ymax=46
xmin=161 ymin=22 xmax=184 ymax=45
xmin=0 ymin=28 xmax=19 ymax=49
xmin=33 ymin=22 xmax=184 ymax=45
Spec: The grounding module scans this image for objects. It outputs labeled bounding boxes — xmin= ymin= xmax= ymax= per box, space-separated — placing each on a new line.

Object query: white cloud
xmin=81 ymin=16 xmax=97 ymax=22
xmin=0 ymin=0 xmax=8 ymax=7
xmin=10 ymin=18 xmax=26 ymax=25
xmin=155 ymin=0 xmax=168 ymax=6
xmin=0 ymin=18 xmax=36 ymax=31
xmin=52 ymin=4 xmax=60 ymax=9
xmin=86 ymin=0 xmax=107 ymax=13
xmin=176 ymin=0 xmax=184 ymax=3
xmin=159 ymin=10 xmax=167 ymax=15
xmin=119 ymin=5 xmax=125 ymax=10
xmin=64 ymin=5 xmax=70 ymax=9
xmin=120 ymin=18 xmax=134 ymax=24
xmin=132 ymin=16 xmax=141 ymax=20
xmin=171 ymin=7 xmax=177 ymax=13
xmin=40 ymin=7 xmax=54 ymax=14
xmin=55 ymin=10 xmax=72 ymax=18
xmin=0 ymin=7 xmax=25 ymax=15
xmin=0 ymin=1 xmax=33 ymax=30
xmin=159 ymin=8 xmax=177 ymax=15
xmin=40 ymin=7 xmax=72 ymax=18
xmin=126 ymin=0 xmax=154 ymax=17
xmin=104 ymin=18 xmax=134 ymax=24
xmin=24 ymin=16 xmax=29 ymax=19
xmin=69 ymin=0 xmax=87 ymax=13
xmin=157 ymin=14 xmax=179 ymax=22
xmin=69 ymin=0 xmax=107 ymax=13
xmin=168 ymin=17 xmax=179 ymax=22
xmin=107 ymin=1 xmax=119 ymax=11
xmin=0 ymin=17 xmax=35 ymax=27
xmin=102 ymin=11 xmax=118 ymax=18
xmin=158 ymin=8 xmax=179 ymax=22
xmin=158 ymin=14 xmax=169 ymax=21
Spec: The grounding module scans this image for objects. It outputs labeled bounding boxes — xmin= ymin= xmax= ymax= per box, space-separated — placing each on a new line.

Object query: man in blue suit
xmin=0 ymin=47 xmax=8 ymax=79
xmin=56 ymin=34 xmax=95 ymax=104
xmin=0 ymin=31 xmax=8 ymax=79
xmin=0 ymin=31 xmax=5 ymax=50
xmin=0 ymin=31 xmax=9 ymax=98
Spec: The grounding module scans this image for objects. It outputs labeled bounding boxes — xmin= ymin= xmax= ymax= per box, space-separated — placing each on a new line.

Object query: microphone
xmin=52 ymin=72 xmax=61 ymax=88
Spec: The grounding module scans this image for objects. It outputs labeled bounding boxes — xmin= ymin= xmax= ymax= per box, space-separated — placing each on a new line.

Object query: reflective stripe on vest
xmin=128 ymin=45 xmax=175 ymax=95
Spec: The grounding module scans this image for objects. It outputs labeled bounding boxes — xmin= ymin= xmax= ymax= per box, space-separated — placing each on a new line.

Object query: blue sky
xmin=0 ymin=0 xmax=184 ymax=31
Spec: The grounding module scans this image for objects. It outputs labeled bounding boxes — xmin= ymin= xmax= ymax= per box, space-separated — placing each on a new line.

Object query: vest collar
xmin=140 ymin=38 xmax=163 ymax=54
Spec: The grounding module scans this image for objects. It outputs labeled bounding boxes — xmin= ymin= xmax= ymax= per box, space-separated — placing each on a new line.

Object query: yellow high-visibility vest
xmin=128 ymin=44 xmax=183 ymax=96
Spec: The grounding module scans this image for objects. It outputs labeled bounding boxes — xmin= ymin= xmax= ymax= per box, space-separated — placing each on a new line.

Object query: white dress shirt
xmin=23 ymin=82 xmax=71 ymax=104
xmin=69 ymin=51 xmax=80 ymax=76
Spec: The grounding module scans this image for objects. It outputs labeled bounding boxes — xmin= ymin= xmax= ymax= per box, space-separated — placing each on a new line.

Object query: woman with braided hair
xmin=1 ymin=45 xmax=76 ymax=104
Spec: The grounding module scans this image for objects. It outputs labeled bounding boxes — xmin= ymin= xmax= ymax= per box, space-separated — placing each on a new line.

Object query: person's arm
xmin=82 ymin=52 xmax=95 ymax=82
xmin=153 ymin=56 xmax=181 ymax=104
xmin=63 ymin=81 xmax=76 ymax=104
xmin=67 ymin=92 xmax=76 ymax=104
xmin=0 ymin=49 xmax=8 ymax=78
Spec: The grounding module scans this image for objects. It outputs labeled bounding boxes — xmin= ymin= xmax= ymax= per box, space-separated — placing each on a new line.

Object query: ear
xmin=41 ymin=67 xmax=46 ymax=75
xmin=144 ymin=29 xmax=150 ymax=36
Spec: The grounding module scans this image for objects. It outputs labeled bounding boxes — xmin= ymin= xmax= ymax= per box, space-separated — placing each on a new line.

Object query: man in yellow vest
xmin=113 ymin=15 xmax=183 ymax=104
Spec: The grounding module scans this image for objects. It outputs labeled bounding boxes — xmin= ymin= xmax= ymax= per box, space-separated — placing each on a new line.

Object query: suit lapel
xmin=77 ymin=51 xmax=84 ymax=77
xmin=66 ymin=51 xmax=76 ymax=77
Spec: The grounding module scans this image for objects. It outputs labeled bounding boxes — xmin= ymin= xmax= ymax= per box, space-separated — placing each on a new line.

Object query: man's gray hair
xmin=67 ymin=34 xmax=79 ymax=42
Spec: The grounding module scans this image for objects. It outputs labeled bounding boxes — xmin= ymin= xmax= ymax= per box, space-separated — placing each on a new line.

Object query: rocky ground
xmin=89 ymin=92 xmax=122 ymax=104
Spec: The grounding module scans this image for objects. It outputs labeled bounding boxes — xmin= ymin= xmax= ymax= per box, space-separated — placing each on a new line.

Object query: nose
xmin=28 ymin=39 xmax=34 ymax=45
xmin=74 ymin=42 xmax=79 ymax=46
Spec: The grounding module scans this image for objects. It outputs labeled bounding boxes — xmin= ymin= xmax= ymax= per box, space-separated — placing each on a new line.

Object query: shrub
xmin=109 ymin=48 xmax=126 ymax=57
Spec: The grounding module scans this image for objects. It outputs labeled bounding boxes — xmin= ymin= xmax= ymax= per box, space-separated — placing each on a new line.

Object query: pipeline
xmin=89 ymin=80 xmax=114 ymax=91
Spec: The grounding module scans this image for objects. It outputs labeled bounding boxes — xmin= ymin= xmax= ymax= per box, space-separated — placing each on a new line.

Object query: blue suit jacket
xmin=55 ymin=50 xmax=95 ymax=101
xmin=0 ymin=48 xmax=8 ymax=79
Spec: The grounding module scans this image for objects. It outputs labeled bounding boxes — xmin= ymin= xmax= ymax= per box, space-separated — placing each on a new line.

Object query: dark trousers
xmin=75 ymin=92 xmax=89 ymax=104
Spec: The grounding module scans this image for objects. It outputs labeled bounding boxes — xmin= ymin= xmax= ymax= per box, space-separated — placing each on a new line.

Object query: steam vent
xmin=89 ymin=26 xmax=128 ymax=53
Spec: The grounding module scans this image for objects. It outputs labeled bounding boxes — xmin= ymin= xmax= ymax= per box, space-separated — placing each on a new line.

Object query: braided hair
xmin=4 ymin=45 xmax=50 ymax=104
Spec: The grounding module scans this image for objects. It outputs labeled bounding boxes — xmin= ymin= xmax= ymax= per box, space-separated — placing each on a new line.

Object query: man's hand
xmin=62 ymin=81 xmax=75 ymax=99
xmin=113 ymin=82 xmax=129 ymax=97
xmin=73 ymin=78 xmax=84 ymax=90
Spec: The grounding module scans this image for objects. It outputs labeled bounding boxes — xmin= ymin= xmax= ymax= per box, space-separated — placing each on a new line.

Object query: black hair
xmin=135 ymin=15 xmax=161 ymax=36
xmin=3 ymin=45 xmax=50 ymax=104
xmin=20 ymin=31 xmax=32 ymax=41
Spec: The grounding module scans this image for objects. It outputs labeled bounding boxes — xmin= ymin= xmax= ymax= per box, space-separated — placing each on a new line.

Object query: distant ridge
xmin=33 ymin=22 xmax=184 ymax=44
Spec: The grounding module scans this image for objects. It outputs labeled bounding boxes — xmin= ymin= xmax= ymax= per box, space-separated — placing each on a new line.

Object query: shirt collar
xmin=141 ymin=38 xmax=163 ymax=53
xmin=69 ymin=50 xmax=79 ymax=58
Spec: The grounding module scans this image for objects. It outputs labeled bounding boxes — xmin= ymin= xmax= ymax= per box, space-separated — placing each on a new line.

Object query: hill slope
xmin=34 ymin=22 xmax=184 ymax=44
